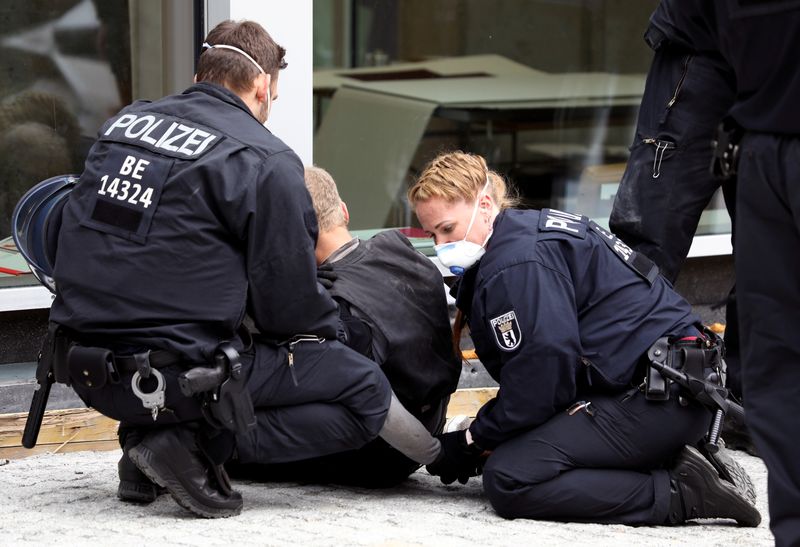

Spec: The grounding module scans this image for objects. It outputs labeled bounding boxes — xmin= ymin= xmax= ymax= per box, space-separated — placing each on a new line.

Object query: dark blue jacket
xmin=50 ymin=82 xmax=339 ymax=363
xmin=456 ymin=209 xmax=700 ymax=450
xmin=653 ymin=0 xmax=800 ymax=135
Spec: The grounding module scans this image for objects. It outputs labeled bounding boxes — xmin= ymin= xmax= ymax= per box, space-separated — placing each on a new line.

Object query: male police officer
xmin=229 ymin=166 xmax=461 ymax=487
xmin=608 ymin=0 xmax=754 ymax=454
xmin=46 ymin=20 xmax=392 ymax=518
xmin=659 ymin=2 xmax=800 ymax=544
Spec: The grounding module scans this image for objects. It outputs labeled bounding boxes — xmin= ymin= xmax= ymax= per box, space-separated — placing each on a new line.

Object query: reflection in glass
xmin=313 ymin=0 xmax=730 ymax=238
xmin=0 ymin=0 xmax=134 ymax=288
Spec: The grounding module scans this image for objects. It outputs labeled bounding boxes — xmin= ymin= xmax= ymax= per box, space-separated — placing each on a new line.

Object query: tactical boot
xmin=697 ymin=440 xmax=757 ymax=507
xmin=117 ymin=449 xmax=162 ymax=503
xmin=666 ymin=445 xmax=761 ymax=527
xmin=128 ymin=426 xmax=243 ymax=518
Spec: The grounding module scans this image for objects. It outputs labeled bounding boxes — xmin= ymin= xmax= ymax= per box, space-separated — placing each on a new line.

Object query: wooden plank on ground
xmin=0 ymin=440 xmax=119 ymax=459
xmin=0 ymin=408 xmax=119 ymax=459
xmin=0 ymin=387 xmax=499 ymax=460
xmin=446 ymin=387 xmax=497 ymax=418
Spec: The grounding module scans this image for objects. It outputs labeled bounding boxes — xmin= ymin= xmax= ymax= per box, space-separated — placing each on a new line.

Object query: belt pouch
xmin=67 ymin=346 xmax=113 ymax=390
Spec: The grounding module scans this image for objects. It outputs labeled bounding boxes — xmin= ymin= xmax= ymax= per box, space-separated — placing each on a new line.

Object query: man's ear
xmin=255 ymin=73 xmax=270 ymax=102
xmin=193 ymin=74 xmax=198 ymax=83
xmin=341 ymin=201 xmax=350 ymax=225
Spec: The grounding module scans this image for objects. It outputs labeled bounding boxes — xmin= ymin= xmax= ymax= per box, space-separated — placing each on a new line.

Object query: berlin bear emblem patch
xmin=490 ymin=311 xmax=522 ymax=351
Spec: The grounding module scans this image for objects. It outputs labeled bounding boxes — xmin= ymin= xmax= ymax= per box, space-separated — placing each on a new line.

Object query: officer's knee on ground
xmin=481 ymin=457 xmax=527 ymax=519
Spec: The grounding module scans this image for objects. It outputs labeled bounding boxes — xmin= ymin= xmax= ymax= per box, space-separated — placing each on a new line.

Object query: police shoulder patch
xmin=538 ymin=208 xmax=587 ymax=239
xmin=490 ymin=310 xmax=522 ymax=352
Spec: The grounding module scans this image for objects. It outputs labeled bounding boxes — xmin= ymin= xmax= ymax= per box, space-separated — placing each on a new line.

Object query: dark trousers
xmin=76 ymin=337 xmax=392 ymax=466
xmin=235 ymin=337 xmax=392 ymax=464
xmin=229 ymin=398 xmax=447 ymax=488
xmin=481 ymin=388 xmax=710 ymax=525
xmin=610 ymin=46 xmax=736 ymax=284
xmin=609 ymin=44 xmax=742 ymax=399
xmin=736 ymin=133 xmax=800 ymax=547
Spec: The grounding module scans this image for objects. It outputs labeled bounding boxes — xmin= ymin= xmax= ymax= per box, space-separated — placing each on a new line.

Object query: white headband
xmin=202 ymin=42 xmax=265 ymax=75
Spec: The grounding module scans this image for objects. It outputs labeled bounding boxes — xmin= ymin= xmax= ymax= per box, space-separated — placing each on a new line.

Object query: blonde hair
xmin=407 ymin=151 xmax=517 ymax=209
xmin=304 ymin=166 xmax=347 ymax=232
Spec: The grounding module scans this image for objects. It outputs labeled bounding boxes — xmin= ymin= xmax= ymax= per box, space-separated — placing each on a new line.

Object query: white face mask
xmin=433 ymin=179 xmax=492 ymax=275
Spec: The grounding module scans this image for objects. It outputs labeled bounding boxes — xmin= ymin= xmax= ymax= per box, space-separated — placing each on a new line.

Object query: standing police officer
xmin=45 ymin=20 xmax=393 ymax=518
xmin=407 ymin=151 xmax=759 ymax=527
xmin=660 ymin=2 xmax=800 ymax=544
xmin=608 ymin=0 xmax=753 ymax=453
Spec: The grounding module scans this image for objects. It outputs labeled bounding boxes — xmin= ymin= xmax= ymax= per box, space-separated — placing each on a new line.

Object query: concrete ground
xmin=0 ymin=448 xmax=773 ymax=546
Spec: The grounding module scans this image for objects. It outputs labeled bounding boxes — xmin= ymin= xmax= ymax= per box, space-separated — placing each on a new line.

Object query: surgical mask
xmin=434 ymin=179 xmax=492 ymax=275
xmin=202 ymin=42 xmax=272 ymax=122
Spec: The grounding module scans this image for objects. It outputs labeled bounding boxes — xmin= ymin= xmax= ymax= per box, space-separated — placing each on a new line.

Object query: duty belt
xmin=113 ymin=349 xmax=182 ymax=374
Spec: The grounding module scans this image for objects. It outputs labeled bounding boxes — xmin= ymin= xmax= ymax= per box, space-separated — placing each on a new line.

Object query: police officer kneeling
xmin=407 ymin=151 xmax=760 ymax=527
xmin=23 ymin=20 xmax=394 ymax=518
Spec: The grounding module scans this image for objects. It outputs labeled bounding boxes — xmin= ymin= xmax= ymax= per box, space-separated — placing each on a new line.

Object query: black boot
xmin=128 ymin=426 xmax=243 ymax=518
xmin=118 ymin=449 xmax=162 ymax=503
xmin=117 ymin=428 xmax=162 ymax=503
xmin=696 ymin=440 xmax=757 ymax=507
xmin=666 ymin=445 xmax=761 ymax=527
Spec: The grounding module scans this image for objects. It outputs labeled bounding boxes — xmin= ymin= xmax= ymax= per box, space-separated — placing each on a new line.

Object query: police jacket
xmin=323 ymin=230 xmax=461 ymax=415
xmin=50 ymin=82 xmax=339 ymax=363
xmin=652 ymin=0 xmax=800 ymax=135
xmin=455 ymin=209 xmax=700 ymax=450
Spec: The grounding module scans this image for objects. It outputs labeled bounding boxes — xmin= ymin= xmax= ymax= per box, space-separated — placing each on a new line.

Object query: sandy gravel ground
xmin=0 ymin=449 xmax=773 ymax=546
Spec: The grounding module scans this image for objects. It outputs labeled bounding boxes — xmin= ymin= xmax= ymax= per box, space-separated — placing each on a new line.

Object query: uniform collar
xmin=185 ymin=82 xmax=258 ymax=121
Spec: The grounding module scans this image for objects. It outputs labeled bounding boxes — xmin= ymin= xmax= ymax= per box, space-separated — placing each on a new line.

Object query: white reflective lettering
xmin=548 ymin=209 xmax=583 ymax=221
xmin=124 ymin=115 xmax=157 ymax=139
xmin=154 ymin=122 xmax=179 ymax=150
xmin=159 ymin=124 xmax=193 ymax=152
xmin=131 ymin=159 xmax=149 ymax=180
xmin=545 ymin=216 xmax=579 ymax=234
xmin=119 ymin=155 xmax=137 ymax=176
xmin=192 ymin=133 xmax=217 ymax=156
xmin=178 ymin=128 xmax=210 ymax=156
xmin=139 ymin=118 xmax=163 ymax=145
xmin=104 ymin=114 xmax=138 ymax=136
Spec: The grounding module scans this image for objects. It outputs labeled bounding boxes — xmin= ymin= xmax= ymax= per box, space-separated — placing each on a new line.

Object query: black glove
xmin=317 ymin=267 xmax=338 ymax=290
xmin=426 ymin=429 xmax=484 ymax=485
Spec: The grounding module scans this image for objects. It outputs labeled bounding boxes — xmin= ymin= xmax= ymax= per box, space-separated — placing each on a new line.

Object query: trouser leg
xmin=736 ymin=134 xmax=800 ymax=546
xmin=228 ymin=396 xmax=448 ymax=488
xmin=610 ymin=49 xmax=733 ymax=283
xmin=236 ymin=339 xmax=391 ymax=464
xmin=482 ymin=389 xmax=709 ymax=524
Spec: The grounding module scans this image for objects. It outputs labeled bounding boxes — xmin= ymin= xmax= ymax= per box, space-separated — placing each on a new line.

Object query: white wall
xmin=227 ymin=0 xmax=313 ymax=165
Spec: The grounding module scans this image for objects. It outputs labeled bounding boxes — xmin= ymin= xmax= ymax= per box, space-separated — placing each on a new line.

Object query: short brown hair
xmin=196 ymin=20 xmax=286 ymax=94
xmin=304 ymin=166 xmax=347 ymax=232
xmin=407 ymin=151 xmax=517 ymax=210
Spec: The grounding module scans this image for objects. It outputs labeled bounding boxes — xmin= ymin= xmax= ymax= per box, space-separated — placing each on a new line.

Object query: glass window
xmin=312 ymin=0 xmax=732 ymax=240
xmin=0 ymin=0 xmax=193 ymax=290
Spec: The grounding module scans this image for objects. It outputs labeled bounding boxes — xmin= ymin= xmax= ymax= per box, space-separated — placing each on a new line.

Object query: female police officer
xmin=408 ymin=151 xmax=759 ymax=527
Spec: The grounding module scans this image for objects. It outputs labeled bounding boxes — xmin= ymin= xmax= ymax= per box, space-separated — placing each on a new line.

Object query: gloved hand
xmin=426 ymin=429 xmax=484 ymax=485
xmin=317 ymin=267 xmax=338 ymax=290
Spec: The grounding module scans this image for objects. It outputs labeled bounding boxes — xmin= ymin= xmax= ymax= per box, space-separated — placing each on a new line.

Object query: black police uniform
xmin=609 ymin=0 xmax=745 ymax=400
xmin=50 ymin=82 xmax=391 ymax=461
xmin=233 ymin=230 xmax=461 ymax=486
xmin=454 ymin=208 xmax=711 ymax=524
xmin=610 ymin=0 xmax=737 ymax=284
xmin=671 ymin=2 xmax=800 ymax=544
